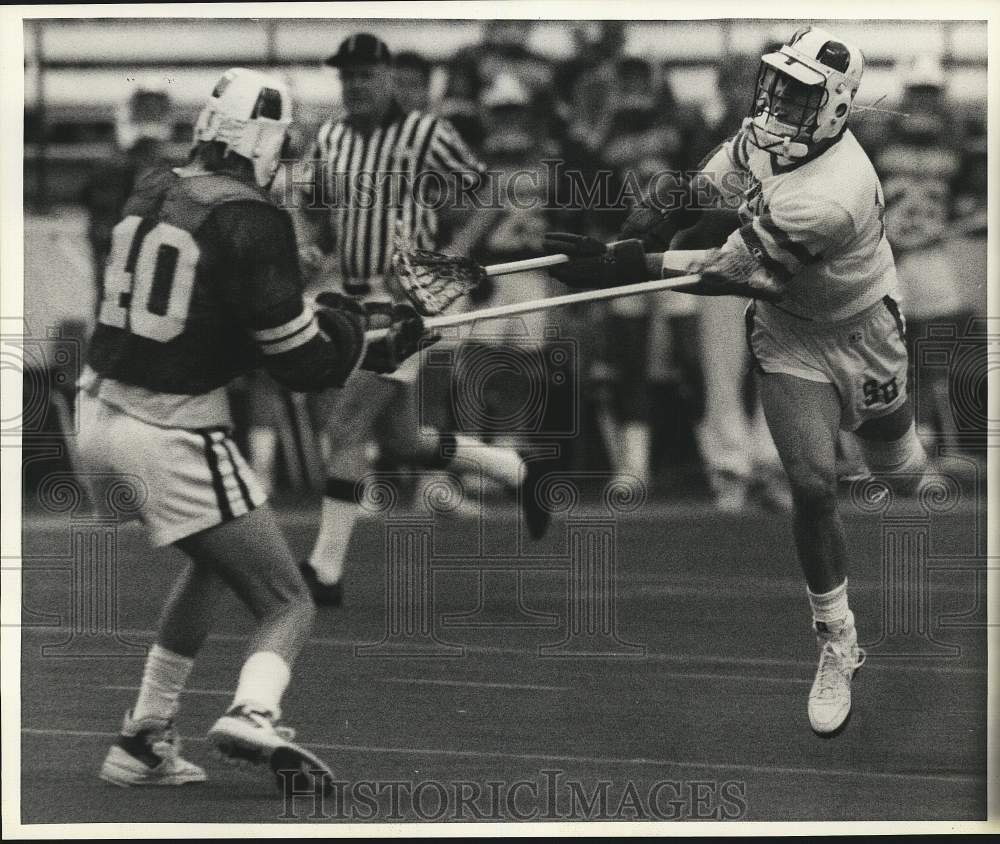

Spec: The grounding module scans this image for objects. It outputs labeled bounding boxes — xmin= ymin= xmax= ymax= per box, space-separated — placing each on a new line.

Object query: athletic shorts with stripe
xmin=745 ymin=294 xmax=910 ymax=432
xmin=77 ymin=392 xmax=267 ymax=547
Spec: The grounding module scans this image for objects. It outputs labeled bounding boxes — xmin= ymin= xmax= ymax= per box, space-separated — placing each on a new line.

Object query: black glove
xmin=360 ymin=303 xmax=437 ymax=374
xmin=315 ymin=291 xmax=418 ymax=332
xmin=542 ymin=233 xmax=649 ymax=290
xmin=314 ymin=290 xmax=366 ymax=320
xmin=618 ymin=203 xmax=680 ymax=251
xmin=617 ymin=172 xmax=701 ymax=250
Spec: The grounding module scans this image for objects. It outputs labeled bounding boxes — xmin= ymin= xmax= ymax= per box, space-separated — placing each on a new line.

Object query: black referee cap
xmin=325 ymin=33 xmax=393 ymax=68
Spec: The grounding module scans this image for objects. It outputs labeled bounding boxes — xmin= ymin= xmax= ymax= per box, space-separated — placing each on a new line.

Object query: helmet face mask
xmin=751 ymin=64 xmax=827 ymax=147
xmin=193 ymin=68 xmax=292 ymax=188
xmin=744 ymin=26 xmax=864 ymax=160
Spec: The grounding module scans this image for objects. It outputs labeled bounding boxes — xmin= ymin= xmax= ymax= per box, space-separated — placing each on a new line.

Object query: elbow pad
xmin=265 ymin=307 xmax=366 ymax=392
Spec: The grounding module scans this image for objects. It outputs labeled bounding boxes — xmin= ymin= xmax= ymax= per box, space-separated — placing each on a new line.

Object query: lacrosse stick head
xmin=390 ymin=243 xmax=487 ymax=316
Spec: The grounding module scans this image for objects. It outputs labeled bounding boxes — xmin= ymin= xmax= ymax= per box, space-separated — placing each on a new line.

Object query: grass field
xmin=18 ymin=490 xmax=989 ymax=825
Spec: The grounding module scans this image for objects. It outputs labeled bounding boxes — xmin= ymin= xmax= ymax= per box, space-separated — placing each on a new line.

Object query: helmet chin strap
xmin=742 ymin=117 xmax=810 ymax=160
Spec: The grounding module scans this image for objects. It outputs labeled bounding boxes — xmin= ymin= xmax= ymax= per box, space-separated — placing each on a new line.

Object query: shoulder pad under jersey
xmin=121 ymin=165 xmax=178 ymax=217
xmin=161 ymin=172 xmax=272 ymax=234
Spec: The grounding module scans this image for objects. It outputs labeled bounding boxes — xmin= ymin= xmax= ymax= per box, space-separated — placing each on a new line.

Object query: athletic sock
xmin=807 ymin=579 xmax=852 ymax=629
xmin=132 ymin=644 xmax=195 ymax=723
xmin=451 ymin=433 xmax=525 ymax=488
xmin=620 ymin=421 xmax=651 ymax=483
xmin=231 ymin=651 xmax=291 ymax=720
xmin=308 ymin=478 xmax=360 ymax=585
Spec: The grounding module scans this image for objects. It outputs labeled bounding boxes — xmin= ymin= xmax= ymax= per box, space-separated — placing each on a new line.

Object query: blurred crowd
xmin=70 ymin=20 xmax=988 ymax=507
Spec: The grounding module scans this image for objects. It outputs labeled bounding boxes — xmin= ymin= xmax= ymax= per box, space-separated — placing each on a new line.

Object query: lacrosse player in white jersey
xmin=546 ymin=26 xmax=931 ymax=735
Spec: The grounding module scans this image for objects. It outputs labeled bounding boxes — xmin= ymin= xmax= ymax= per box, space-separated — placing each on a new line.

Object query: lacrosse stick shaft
xmin=483 ymin=254 xmax=569 ymax=276
xmin=365 ymin=274 xmax=700 ymax=340
xmin=482 ymin=248 xmax=703 ymax=278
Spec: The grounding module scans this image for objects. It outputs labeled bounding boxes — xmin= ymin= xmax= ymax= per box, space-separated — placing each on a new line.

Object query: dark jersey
xmin=88 ymin=166 xmax=365 ymax=396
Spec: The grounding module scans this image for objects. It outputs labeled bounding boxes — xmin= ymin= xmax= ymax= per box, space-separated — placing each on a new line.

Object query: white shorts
xmin=747 ymin=295 xmax=909 ymax=432
xmin=77 ymin=392 xmax=267 ymax=546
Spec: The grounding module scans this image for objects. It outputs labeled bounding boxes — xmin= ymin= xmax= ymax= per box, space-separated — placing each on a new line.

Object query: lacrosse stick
xmin=392 ymin=246 xmax=572 ymax=316
xmin=391 ymin=242 xmax=706 ymax=317
xmin=365 ymin=273 xmax=701 ymax=341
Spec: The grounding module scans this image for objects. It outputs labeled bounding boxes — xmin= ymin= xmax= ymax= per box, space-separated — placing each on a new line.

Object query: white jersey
xmin=701 ymin=128 xmax=898 ymax=322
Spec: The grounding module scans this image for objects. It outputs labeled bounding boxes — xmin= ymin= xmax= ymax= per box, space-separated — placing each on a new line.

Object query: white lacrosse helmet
xmin=193 ymin=67 xmax=292 ymax=188
xmin=744 ymin=26 xmax=864 ymax=159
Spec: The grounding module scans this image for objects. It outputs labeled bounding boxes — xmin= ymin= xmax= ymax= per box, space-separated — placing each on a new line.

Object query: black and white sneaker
xmin=208 ymin=705 xmax=335 ymax=797
xmin=99 ymin=710 xmax=205 ymax=787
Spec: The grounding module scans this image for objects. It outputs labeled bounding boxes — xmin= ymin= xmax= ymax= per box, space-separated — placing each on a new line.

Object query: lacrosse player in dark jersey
xmin=80 ymin=68 xmax=425 ymax=790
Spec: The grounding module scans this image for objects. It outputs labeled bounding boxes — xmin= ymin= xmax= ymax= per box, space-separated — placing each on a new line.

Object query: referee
xmin=297 ymin=33 xmax=548 ymax=605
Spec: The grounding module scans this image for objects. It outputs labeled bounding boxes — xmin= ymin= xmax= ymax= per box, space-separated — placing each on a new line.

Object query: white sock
xmin=453 ymin=433 xmax=525 ymax=488
xmin=309 ymin=479 xmax=360 ymax=585
xmin=621 ymin=421 xmax=651 ymax=482
xmin=132 ymin=644 xmax=194 ymax=723
xmin=231 ymin=651 xmax=291 ymax=720
xmin=807 ymin=579 xmax=851 ymax=628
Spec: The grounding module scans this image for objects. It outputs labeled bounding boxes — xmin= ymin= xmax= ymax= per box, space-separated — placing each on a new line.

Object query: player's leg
xmin=378 ymin=378 xmax=552 ymax=540
xmin=302 ymin=371 xmax=390 ymax=604
xmin=610 ymin=309 xmax=652 ymax=486
xmin=177 ymin=505 xmax=315 ymax=667
xmin=758 ymin=373 xmax=846 ymax=591
xmin=103 ymin=511 xmax=318 ymax=788
xmin=98 ymin=559 xmax=223 ymax=788
xmin=847 ymin=296 xmax=929 ymax=497
xmin=183 ymin=506 xmax=313 ymax=736
xmin=854 ymin=397 xmax=931 ymax=496
xmin=182 ymin=506 xmax=333 ymax=787
xmin=76 ymin=394 xmax=209 ymax=787
xmin=758 ymin=372 xmax=865 ymax=736
xmin=746 ymin=391 xmax=793 ymax=511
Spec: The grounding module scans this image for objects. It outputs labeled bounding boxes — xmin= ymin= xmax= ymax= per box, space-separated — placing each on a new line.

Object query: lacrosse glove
xmin=617 ymin=173 xmax=699 ymax=250
xmin=542 ymin=233 xmax=649 ymax=289
xmin=362 ymin=304 xmax=437 ymax=374
xmin=314 ymin=292 xmax=436 ymax=374
xmin=314 ymin=292 xmax=417 ymax=331
xmin=314 ymin=290 xmax=366 ymax=320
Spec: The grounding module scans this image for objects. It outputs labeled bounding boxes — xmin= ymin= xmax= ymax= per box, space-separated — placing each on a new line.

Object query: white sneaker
xmin=99 ymin=710 xmax=206 ymax=787
xmin=207 ymin=706 xmax=334 ymax=795
xmin=808 ymin=618 xmax=866 ymax=736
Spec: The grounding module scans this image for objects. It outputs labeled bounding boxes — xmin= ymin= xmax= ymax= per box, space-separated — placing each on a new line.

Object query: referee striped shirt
xmin=303 ymin=101 xmax=486 ymax=290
